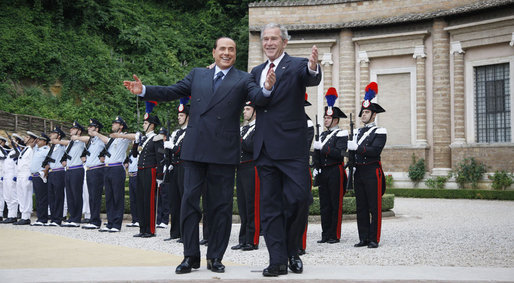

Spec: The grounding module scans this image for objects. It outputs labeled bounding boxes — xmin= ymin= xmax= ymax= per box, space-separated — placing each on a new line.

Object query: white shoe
xmin=126 ymin=222 xmax=138 ymax=227
xmin=99 ymin=227 xmax=110 ymax=232
xmin=67 ymin=222 xmax=80 ymax=227
xmin=61 ymin=222 xmax=70 ymax=227
xmin=133 ymin=222 xmax=139 ymax=227
xmin=156 ymin=223 xmax=168 ymax=229
xmin=82 ymin=223 xmax=99 ymax=230
xmin=109 ymin=228 xmax=120 ymax=233
xmin=31 ymin=221 xmax=44 ymax=226
xmin=46 ymin=222 xmax=59 ymax=227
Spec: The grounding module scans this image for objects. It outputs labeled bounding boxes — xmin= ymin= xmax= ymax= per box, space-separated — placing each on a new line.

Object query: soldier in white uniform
xmin=13 ymin=132 xmax=37 ymax=225
xmin=0 ymin=136 xmax=9 ymax=221
xmin=30 ymin=133 xmax=51 ymax=226
xmin=0 ymin=135 xmax=19 ymax=224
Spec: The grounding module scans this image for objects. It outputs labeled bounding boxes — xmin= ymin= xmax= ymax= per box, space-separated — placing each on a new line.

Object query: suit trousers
xmin=48 ymin=170 xmax=65 ymax=224
xmin=65 ymin=167 xmax=84 ymax=223
xmin=256 ymin=147 xmax=312 ymax=265
xmin=168 ymin=163 xmax=184 ymax=238
xmin=33 ymin=176 xmax=48 ymax=223
xmin=104 ymin=165 xmax=126 ymax=230
xmin=318 ymin=164 xmax=346 ymax=241
xmin=86 ymin=167 xmax=105 ymax=227
xmin=236 ymin=162 xmax=260 ymax=246
xmin=354 ymin=163 xmax=384 ymax=243
xmin=181 ymin=161 xmax=235 ymax=259
xmin=128 ymin=174 xmax=139 ymax=224
xmin=136 ymin=167 xmax=157 ymax=235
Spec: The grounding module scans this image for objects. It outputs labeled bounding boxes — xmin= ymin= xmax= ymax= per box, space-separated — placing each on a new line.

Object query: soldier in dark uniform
xmin=156 ymin=127 xmax=170 ymax=230
xmin=163 ymin=98 xmax=189 ymax=242
xmin=348 ymin=82 xmax=387 ymax=249
xmin=232 ymin=101 xmax=259 ymax=251
xmin=133 ymin=109 xmax=164 ymax=238
xmin=58 ymin=121 xmax=86 ymax=227
xmin=46 ymin=127 xmax=67 ymax=226
xmin=312 ymin=87 xmax=348 ymax=244
xmin=300 ymin=94 xmax=314 ymax=255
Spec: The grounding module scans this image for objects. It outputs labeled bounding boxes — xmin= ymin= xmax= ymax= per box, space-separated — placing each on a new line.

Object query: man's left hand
xmin=309 ymin=45 xmax=318 ymax=71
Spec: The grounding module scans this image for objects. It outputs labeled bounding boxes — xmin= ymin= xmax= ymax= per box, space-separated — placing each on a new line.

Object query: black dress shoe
xmin=242 ymin=244 xmax=258 ymax=251
xmin=133 ymin=233 xmax=144 ymax=237
xmin=177 ymin=238 xmax=183 ymax=243
xmin=141 ymin=233 xmax=155 ymax=238
xmin=288 ymin=255 xmax=303 ymax=273
xmin=170 ymin=235 xmax=180 ymax=239
xmin=206 ymin=258 xmax=225 ymax=273
xmin=175 ymin=256 xmax=200 ymax=274
xmin=317 ymin=238 xmax=328 ymax=243
xmin=367 ymin=241 xmax=379 ymax=248
xmin=263 ymin=264 xmax=288 ymax=277
xmin=13 ymin=219 xmax=30 ymax=225
xmin=354 ymin=240 xmax=369 ymax=247
xmin=1 ymin=218 xmax=17 ymax=224
xmin=199 ymin=239 xmax=208 ymax=245
xmin=298 ymin=249 xmax=306 ymax=255
xmin=231 ymin=243 xmax=244 ymax=250
xmin=163 ymin=237 xmax=173 ymax=241
xmin=327 ymin=239 xmax=340 ymax=244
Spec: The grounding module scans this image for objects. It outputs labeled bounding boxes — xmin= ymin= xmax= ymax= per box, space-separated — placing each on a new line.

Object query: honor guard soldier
xmin=14 ymin=132 xmax=37 ymax=225
xmin=348 ymin=82 xmax=387 ymax=249
xmin=0 ymin=136 xmax=8 ymax=221
xmin=78 ymin=119 xmax=106 ymax=230
xmin=126 ymin=140 xmax=139 ymax=227
xmin=0 ymin=135 xmax=20 ymax=224
xmin=232 ymin=101 xmax=260 ymax=251
xmin=31 ymin=133 xmax=51 ymax=226
xmin=163 ymin=98 xmax=189 ymax=242
xmin=58 ymin=121 xmax=86 ymax=227
xmin=94 ymin=116 xmax=131 ymax=233
xmin=312 ymin=88 xmax=348 ymax=244
xmin=134 ymin=104 xmax=164 ymax=238
xmin=156 ymin=127 xmax=170 ymax=229
xmin=299 ymin=94 xmax=315 ymax=255
xmin=45 ymin=126 xmax=67 ymax=226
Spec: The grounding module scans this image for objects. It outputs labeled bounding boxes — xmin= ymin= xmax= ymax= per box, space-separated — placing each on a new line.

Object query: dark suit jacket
xmin=250 ymin=53 xmax=322 ymax=160
xmin=143 ymin=67 xmax=266 ymax=165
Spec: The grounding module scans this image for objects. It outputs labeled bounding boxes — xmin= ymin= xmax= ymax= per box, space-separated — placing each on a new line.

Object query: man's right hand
xmin=264 ymin=68 xmax=276 ymax=91
xmin=123 ymin=74 xmax=143 ymax=95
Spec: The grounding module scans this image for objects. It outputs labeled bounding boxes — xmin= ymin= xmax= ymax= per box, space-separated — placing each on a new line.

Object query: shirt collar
xmin=268 ymin=52 xmax=286 ymax=68
xmin=214 ymin=66 xmax=232 ymax=78
xmin=329 ymin=126 xmax=339 ymax=131
xmin=365 ymin=122 xmax=376 ymax=128
xmin=248 ymin=119 xmax=256 ymax=126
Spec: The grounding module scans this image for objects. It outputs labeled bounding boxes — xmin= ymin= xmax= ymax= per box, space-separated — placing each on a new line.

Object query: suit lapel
xmin=253 ymin=63 xmax=266 ymax=86
xmin=273 ymin=53 xmax=290 ymax=88
xmin=202 ymin=67 xmax=241 ymax=114
xmin=198 ymin=68 xmax=216 ymax=113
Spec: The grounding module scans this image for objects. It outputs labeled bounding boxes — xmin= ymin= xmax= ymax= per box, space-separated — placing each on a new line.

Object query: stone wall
xmin=451 ymin=144 xmax=514 ymax=172
xmin=381 ymin=146 xmax=429 ymax=172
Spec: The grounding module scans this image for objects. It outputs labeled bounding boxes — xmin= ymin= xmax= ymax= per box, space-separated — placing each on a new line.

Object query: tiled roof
xmin=249 ymin=0 xmax=514 ymax=31
xmin=249 ymin=0 xmax=365 ymax=7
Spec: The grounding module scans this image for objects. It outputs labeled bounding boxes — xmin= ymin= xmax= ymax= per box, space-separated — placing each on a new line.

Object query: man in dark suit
xmin=123 ymin=37 xmax=275 ymax=274
xmin=250 ymin=23 xmax=322 ymax=277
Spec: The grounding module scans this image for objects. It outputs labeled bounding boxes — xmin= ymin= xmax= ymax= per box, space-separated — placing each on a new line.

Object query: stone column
xmin=358 ymin=50 xmax=370 ymax=101
xmin=413 ymin=45 xmax=428 ymax=146
xmin=451 ymin=41 xmax=466 ymax=144
xmin=339 ymin=29 xmax=356 ymax=118
xmin=322 ymin=53 xmax=334 ymax=94
xmin=247 ymin=32 xmax=262 ymax=71
xmin=431 ymin=19 xmax=452 ymax=175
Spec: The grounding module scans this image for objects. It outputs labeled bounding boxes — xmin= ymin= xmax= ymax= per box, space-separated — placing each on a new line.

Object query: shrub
xmin=425 ymin=175 xmax=449 ymax=189
xmin=408 ymin=154 xmax=425 ymax=186
xmin=453 ymin=158 xmax=487 ymax=189
xmin=388 ymin=188 xmax=514 ymax=200
xmin=385 ymin=174 xmax=394 ymax=188
xmin=489 ymin=171 xmax=514 ymax=190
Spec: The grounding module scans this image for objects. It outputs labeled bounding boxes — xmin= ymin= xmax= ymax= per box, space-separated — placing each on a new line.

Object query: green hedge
xmin=388 ymin=188 xmax=514 ymax=200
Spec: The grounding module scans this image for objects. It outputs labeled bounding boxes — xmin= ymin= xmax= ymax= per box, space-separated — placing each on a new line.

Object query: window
xmin=475 ymin=63 xmax=511 ymax=143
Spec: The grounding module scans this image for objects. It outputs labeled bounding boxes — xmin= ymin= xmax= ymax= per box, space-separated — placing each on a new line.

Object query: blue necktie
xmin=213 ymin=71 xmax=224 ymax=92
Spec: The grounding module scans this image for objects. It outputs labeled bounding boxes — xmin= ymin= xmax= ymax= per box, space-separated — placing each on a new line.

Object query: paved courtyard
xmin=1 ymin=197 xmax=513 ymax=282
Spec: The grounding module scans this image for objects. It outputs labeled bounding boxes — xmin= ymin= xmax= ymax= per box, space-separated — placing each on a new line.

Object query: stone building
xmin=248 ymin=0 xmax=514 ymax=187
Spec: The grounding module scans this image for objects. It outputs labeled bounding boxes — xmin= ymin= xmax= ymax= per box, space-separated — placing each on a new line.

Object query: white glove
xmin=313 ymin=141 xmax=322 ymax=150
xmin=135 ymin=132 xmax=141 ymax=143
xmin=157 ymin=180 xmax=163 ymax=187
xmin=312 ymin=168 xmax=319 ymax=178
xmin=163 ymin=140 xmax=173 ymax=149
xmin=168 ymin=164 xmax=174 ymax=171
xmin=348 ymin=140 xmax=358 ymax=151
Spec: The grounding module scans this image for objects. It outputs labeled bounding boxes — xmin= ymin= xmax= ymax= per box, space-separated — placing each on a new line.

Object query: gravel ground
xmin=3 ymin=198 xmax=514 ymax=268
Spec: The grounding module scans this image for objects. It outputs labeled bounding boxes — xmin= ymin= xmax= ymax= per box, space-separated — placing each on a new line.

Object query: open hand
xmin=123 ymin=74 xmax=143 ymax=95
xmin=264 ymin=68 xmax=276 ymax=91
xmin=308 ymin=45 xmax=318 ymax=71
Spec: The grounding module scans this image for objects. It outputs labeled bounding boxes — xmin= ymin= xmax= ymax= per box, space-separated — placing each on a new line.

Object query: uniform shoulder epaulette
xmin=307 ymin=120 xmax=314 ymax=127
xmin=336 ymin=130 xmax=348 ymax=137
xmin=153 ymin=135 xmax=164 ymax=141
xmin=376 ymin=127 xmax=387 ymax=134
